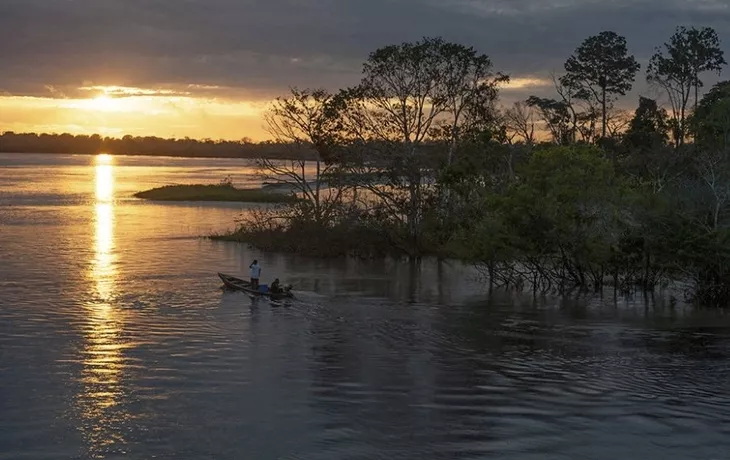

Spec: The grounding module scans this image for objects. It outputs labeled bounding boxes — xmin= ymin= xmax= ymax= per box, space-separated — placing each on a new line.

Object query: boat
xmin=217 ymin=272 xmax=294 ymax=299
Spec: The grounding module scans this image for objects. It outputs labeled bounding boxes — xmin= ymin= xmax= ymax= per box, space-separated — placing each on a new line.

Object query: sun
xmin=89 ymin=95 xmax=120 ymax=112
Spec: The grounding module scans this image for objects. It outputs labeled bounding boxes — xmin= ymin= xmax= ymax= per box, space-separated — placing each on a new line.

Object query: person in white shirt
xmin=249 ymin=260 xmax=261 ymax=290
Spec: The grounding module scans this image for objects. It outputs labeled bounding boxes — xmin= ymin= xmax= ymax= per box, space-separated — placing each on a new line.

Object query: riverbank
xmin=134 ymin=184 xmax=300 ymax=203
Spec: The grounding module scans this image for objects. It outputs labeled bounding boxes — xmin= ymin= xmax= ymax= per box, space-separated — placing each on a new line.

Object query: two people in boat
xmin=249 ymin=260 xmax=289 ymax=294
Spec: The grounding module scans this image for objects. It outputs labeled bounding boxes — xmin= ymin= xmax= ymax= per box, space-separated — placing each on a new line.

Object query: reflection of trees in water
xmin=307 ymin=312 xmax=429 ymax=451
xmin=303 ymin=267 xmax=730 ymax=456
xmin=635 ymin=326 xmax=730 ymax=359
xmin=305 ymin=299 xmax=512 ymax=455
xmin=216 ymin=248 xmax=474 ymax=305
xmin=444 ymin=293 xmax=730 ymax=420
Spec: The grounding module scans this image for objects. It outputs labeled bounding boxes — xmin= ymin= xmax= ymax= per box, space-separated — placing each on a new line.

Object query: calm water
xmin=1 ymin=153 xmax=730 ymax=460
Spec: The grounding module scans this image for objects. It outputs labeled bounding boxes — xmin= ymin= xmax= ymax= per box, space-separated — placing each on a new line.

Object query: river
xmin=1 ymin=152 xmax=729 ymax=460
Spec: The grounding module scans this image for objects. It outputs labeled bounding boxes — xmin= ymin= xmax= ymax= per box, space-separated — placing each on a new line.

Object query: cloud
xmin=1 ymin=0 xmax=729 ymax=102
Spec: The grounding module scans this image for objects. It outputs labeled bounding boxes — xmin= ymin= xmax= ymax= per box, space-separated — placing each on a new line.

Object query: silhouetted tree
xmin=261 ymin=87 xmax=348 ymax=225
xmin=690 ymin=81 xmax=730 ymax=151
xmin=623 ymin=97 xmax=670 ymax=153
xmin=561 ymin=31 xmax=640 ymax=139
xmin=647 ymin=26 xmax=726 ymax=146
xmin=526 ymin=96 xmax=573 ymax=144
xmin=605 ymin=108 xmax=632 ymax=138
xmin=337 ymin=37 xmax=506 ymax=258
xmin=503 ymin=101 xmax=536 ymax=144
xmin=432 ymin=40 xmax=509 ymax=165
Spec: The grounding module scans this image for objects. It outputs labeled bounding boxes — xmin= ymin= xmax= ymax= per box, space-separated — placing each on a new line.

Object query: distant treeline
xmin=0 ymin=132 xmax=316 ymax=160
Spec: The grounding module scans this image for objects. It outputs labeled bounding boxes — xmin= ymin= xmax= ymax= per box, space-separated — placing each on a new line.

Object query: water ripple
xmin=2 ymin=154 xmax=730 ymax=459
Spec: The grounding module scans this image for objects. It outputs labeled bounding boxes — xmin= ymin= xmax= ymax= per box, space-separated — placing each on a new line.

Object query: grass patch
xmin=210 ymin=225 xmax=394 ymax=258
xmin=134 ymin=184 xmax=300 ymax=203
xmin=208 ymin=207 xmax=401 ymax=259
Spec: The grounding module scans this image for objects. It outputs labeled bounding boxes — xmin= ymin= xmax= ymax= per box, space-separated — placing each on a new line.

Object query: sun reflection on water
xmin=78 ymin=153 xmax=128 ymax=453
xmin=95 ymin=156 xmax=113 ymax=204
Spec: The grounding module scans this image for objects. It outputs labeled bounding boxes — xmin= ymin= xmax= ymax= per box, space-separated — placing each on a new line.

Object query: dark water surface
xmin=1 ymin=153 xmax=730 ymax=460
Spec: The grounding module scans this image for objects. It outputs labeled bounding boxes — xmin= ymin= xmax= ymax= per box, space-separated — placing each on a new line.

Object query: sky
xmin=2 ymin=0 xmax=730 ymax=141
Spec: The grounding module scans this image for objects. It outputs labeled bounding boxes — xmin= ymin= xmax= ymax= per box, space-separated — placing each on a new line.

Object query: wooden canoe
xmin=217 ymin=272 xmax=294 ymax=299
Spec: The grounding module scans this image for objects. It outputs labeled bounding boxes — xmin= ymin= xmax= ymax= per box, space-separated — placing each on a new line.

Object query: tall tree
xmin=340 ymin=38 xmax=445 ymax=256
xmin=433 ymin=40 xmax=508 ymax=166
xmin=561 ymin=31 xmax=640 ymax=139
xmin=337 ymin=37 xmax=506 ymax=258
xmin=647 ymin=26 xmax=726 ymax=147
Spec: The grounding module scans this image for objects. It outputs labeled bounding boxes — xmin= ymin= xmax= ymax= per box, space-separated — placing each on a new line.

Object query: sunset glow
xmin=89 ymin=95 xmax=122 ymax=112
xmin=503 ymin=77 xmax=552 ymax=90
xmin=0 ymin=77 xmax=555 ymax=141
xmin=0 ymin=86 xmax=270 ymax=140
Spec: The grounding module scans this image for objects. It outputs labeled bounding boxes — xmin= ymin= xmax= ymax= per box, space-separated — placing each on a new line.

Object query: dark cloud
xmin=1 ymin=0 xmax=729 ymax=101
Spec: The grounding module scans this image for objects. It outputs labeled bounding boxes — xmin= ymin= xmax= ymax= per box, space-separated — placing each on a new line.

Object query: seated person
xmin=270 ymin=278 xmax=283 ymax=294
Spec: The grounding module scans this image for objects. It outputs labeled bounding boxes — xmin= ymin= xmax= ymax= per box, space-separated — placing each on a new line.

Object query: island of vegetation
xmin=134 ymin=179 xmax=300 ymax=204
xmin=207 ymin=27 xmax=730 ymax=308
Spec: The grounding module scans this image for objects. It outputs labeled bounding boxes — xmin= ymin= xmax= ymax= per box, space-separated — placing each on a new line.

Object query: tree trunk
xmin=442 ymin=127 xmax=459 ymax=228
xmin=407 ymin=168 xmax=421 ymax=258
xmin=315 ymin=159 xmax=321 ymax=225
xmin=679 ymin=104 xmax=686 ymax=147
xmin=601 ymin=87 xmax=607 ymax=139
xmin=694 ymin=71 xmax=699 ymax=113
xmin=714 ymin=199 xmax=720 ymax=230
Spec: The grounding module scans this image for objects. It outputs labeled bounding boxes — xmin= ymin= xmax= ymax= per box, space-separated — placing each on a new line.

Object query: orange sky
xmin=0 ymin=79 xmax=551 ymax=141
xmin=0 ymin=85 xmax=271 ymax=141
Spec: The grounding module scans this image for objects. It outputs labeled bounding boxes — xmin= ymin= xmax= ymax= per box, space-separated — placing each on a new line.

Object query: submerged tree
xmin=561 ymin=31 xmax=640 ymax=139
xmin=337 ymin=37 xmax=506 ymax=258
xmin=455 ymin=144 xmax=626 ymax=292
xmin=647 ymin=26 xmax=726 ymax=146
xmin=261 ymin=87 xmax=348 ymax=225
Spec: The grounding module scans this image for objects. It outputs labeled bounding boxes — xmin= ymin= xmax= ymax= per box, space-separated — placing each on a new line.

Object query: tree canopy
xmin=561 ymin=31 xmax=640 ymax=139
xmin=690 ymin=80 xmax=730 ymax=150
xmin=647 ymin=26 xmax=726 ymax=146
